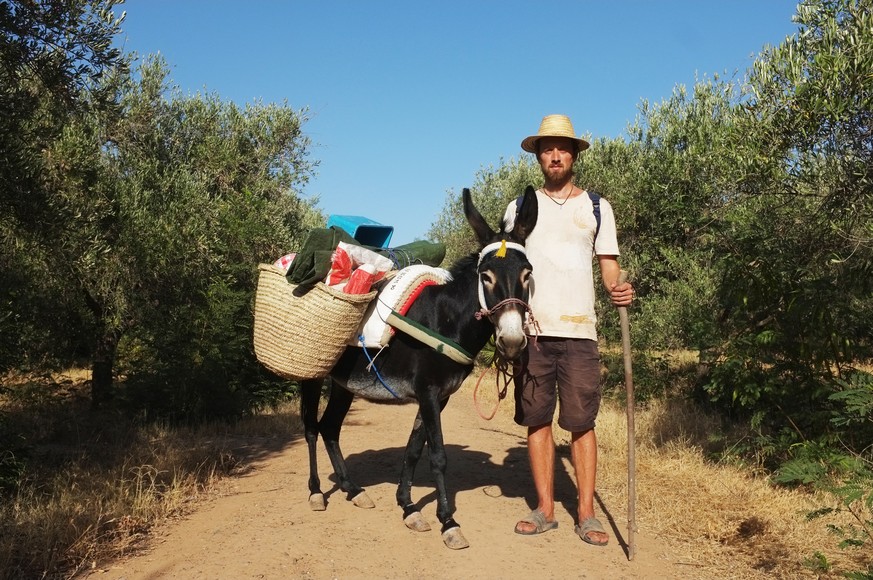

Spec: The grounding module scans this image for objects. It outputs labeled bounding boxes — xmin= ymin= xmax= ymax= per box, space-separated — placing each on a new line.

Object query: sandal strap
xmin=578 ymin=516 xmax=605 ymax=533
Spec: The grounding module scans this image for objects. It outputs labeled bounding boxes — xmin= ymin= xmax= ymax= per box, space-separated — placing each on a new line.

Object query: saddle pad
xmin=352 ymin=264 xmax=452 ymax=348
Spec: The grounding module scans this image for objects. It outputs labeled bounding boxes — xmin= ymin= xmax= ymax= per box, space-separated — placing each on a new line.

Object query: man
xmin=504 ymin=114 xmax=634 ymax=546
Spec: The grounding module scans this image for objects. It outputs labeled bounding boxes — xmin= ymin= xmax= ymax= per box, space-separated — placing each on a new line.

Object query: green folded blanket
xmin=285 ymin=227 xmax=357 ymax=292
xmin=379 ymin=240 xmax=446 ymax=269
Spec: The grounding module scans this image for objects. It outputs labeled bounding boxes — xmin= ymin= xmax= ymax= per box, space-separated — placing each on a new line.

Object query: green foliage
xmin=66 ymin=56 xmax=320 ymax=415
xmin=0 ymin=0 xmax=126 ymax=97
xmin=600 ymin=349 xmax=671 ymax=403
xmin=0 ymin=0 xmax=128 ymax=371
xmin=612 ymin=79 xmax=743 ymax=350
xmin=0 ymin=1 xmax=319 ymax=417
xmin=625 ymin=246 xmax=720 ymax=350
xmin=771 ymin=369 xmax=873 ymax=570
xmin=3 ymin=48 xmax=321 ymax=415
xmin=830 ymin=371 xmax=873 ymax=428
xmin=780 ymin=449 xmax=873 ymax=566
xmin=701 ymin=0 xmax=873 ymax=449
xmin=844 ymin=568 xmax=873 ymax=580
xmin=802 ymin=551 xmax=831 ymax=574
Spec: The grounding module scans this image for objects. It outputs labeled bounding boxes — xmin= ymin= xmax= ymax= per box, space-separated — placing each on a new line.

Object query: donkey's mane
xmin=446 ymin=253 xmax=478 ymax=280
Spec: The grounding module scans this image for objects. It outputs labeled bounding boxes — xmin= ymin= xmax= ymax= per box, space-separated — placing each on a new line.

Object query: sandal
xmin=575 ymin=516 xmax=609 ymax=546
xmin=514 ymin=509 xmax=558 ymax=535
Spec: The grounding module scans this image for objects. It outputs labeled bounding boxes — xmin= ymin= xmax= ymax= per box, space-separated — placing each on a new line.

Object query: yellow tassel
xmin=496 ymin=239 xmax=507 ymax=258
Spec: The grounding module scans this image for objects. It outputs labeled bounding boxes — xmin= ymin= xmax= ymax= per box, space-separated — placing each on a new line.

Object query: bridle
xmin=473 ymin=240 xmax=537 ymax=329
xmin=474 ymin=297 xmax=533 ymax=323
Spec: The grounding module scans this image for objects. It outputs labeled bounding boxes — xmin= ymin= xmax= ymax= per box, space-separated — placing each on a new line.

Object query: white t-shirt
xmin=503 ymin=189 xmax=620 ymax=340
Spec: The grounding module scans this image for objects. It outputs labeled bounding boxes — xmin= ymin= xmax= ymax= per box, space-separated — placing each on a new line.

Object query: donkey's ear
xmin=463 ymin=188 xmax=496 ymax=246
xmin=511 ymin=185 xmax=538 ymax=243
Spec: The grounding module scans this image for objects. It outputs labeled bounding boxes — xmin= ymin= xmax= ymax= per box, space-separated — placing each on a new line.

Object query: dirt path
xmin=92 ymin=387 xmax=699 ymax=580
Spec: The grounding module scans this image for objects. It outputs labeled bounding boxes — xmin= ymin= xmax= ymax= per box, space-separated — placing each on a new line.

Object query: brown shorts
xmin=513 ymin=337 xmax=601 ymax=433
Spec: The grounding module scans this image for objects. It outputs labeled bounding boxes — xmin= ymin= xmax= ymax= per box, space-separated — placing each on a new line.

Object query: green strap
xmin=386 ymin=309 xmax=474 ymax=365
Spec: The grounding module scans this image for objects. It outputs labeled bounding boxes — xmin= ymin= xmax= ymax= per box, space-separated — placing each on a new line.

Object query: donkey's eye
xmin=521 ymin=269 xmax=532 ymax=285
xmin=480 ymin=271 xmax=496 ymax=288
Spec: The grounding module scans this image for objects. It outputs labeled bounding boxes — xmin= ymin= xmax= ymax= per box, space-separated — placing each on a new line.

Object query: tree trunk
xmin=91 ymin=327 xmax=121 ymax=408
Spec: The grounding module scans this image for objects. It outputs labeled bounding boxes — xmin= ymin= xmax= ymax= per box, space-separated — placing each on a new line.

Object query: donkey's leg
xmin=397 ymin=410 xmax=432 ymax=532
xmin=319 ymin=381 xmax=375 ymax=508
xmin=301 ymin=378 xmax=327 ymax=511
xmin=417 ymin=393 xmax=469 ymax=549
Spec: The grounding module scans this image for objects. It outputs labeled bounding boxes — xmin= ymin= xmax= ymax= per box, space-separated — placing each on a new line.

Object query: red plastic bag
xmin=344 ymin=263 xmax=377 ymax=294
xmin=325 ymin=244 xmax=354 ymax=286
xmin=324 ymin=242 xmax=393 ymax=292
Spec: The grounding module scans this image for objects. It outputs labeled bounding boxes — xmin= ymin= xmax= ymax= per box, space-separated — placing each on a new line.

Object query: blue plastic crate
xmin=326 ymin=215 xmax=394 ymax=248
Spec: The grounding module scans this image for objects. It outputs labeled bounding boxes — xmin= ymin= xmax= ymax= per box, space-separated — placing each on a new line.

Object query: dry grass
xmin=598 ymin=399 xmax=852 ymax=578
xmin=465 ymin=371 xmax=869 ymax=579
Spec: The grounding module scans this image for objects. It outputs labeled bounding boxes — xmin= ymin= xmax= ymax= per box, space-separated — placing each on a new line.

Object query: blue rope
xmin=384 ymin=249 xmax=401 ymax=269
xmin=383 ymin=248 xmax=421 ymax=269
xmin=358 ymin=335 xmax=401 ymax=399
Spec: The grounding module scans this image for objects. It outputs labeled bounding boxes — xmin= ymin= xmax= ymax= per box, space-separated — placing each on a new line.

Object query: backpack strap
xmin=515 ymin=189 xmax=602 ymax=241
xmin=588 ymin=190 xmax=601 ymax=241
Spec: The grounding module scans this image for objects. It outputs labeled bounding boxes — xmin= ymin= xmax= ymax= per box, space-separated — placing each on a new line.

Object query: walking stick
xmin=617 ymin=270 xmax=636 ymax=561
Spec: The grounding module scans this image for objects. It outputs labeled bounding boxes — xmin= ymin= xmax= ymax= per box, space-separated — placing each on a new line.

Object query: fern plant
xmin=776 ymin=369 xmax=873 ymax=578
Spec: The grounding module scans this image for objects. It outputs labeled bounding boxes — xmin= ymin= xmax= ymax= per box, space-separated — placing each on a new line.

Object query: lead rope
xmin=473 ymin=354 xmax=515 ymax=420
xmin=472 ymin=298 xmax=539 ymax=420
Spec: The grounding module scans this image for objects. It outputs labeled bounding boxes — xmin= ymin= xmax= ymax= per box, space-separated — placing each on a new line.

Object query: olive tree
xmin=0 ymin=0 xmax=127 ymax=369
xmin=43 ymin=57 xmax=322 ymax=411
xmin=705 ymin=0 xmax=873 ymax=446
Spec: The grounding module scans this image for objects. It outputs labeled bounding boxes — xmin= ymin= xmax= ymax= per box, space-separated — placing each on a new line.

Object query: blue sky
xmin=115 ymin=1 xmax=800 ymax=246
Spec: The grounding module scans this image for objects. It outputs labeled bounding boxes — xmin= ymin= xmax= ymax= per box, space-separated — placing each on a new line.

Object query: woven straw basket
xmin=253 ymin=263 xmax=376 ymax=380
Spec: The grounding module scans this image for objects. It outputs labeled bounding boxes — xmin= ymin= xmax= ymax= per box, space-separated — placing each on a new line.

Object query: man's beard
xmin=545 ymin=164 xmax=573 ymax=185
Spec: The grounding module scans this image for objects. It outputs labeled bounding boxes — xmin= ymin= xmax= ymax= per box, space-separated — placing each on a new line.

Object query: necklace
xmin=540 ymin=184 xmax=575 ymax=207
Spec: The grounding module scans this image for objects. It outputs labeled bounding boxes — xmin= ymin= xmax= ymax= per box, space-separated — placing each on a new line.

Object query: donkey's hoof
xmin=442 ymin=526 xmax=469 ymax=550
xmin=403 ymin=511 xmax=432 ymax=532
xmin=308 ymin=493 xmax=326 ymax=511
xmin=351 ymin=490 xmax=375 ymax=509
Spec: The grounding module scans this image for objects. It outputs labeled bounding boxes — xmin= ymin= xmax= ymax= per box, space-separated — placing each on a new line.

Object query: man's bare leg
xmin=571 ymin=428 xmax=608 ymax=544
xmin=515 ymin=423 xmax=557 ymax=533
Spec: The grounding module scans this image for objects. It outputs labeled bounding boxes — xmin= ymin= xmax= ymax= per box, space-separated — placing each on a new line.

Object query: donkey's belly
xmin=341 ymin=372 xmax=418 ymax=402
xmin=330 ymin=346 xmax=470 ymax=403
xmin=330 ymin=347 xmax=418 ymax=402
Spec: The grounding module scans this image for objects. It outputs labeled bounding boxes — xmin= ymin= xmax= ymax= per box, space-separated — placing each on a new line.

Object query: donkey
xmin=299 ymin=186 xmax=538 ymax=549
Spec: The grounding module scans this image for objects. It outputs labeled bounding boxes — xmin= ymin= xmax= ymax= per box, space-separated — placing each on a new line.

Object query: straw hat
xmin=521 ymin=114 xmax=590 ymax=153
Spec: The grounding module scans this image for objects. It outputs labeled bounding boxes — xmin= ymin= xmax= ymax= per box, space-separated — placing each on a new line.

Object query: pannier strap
xmin=385 ymin=309 xmax=474 ymax=365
